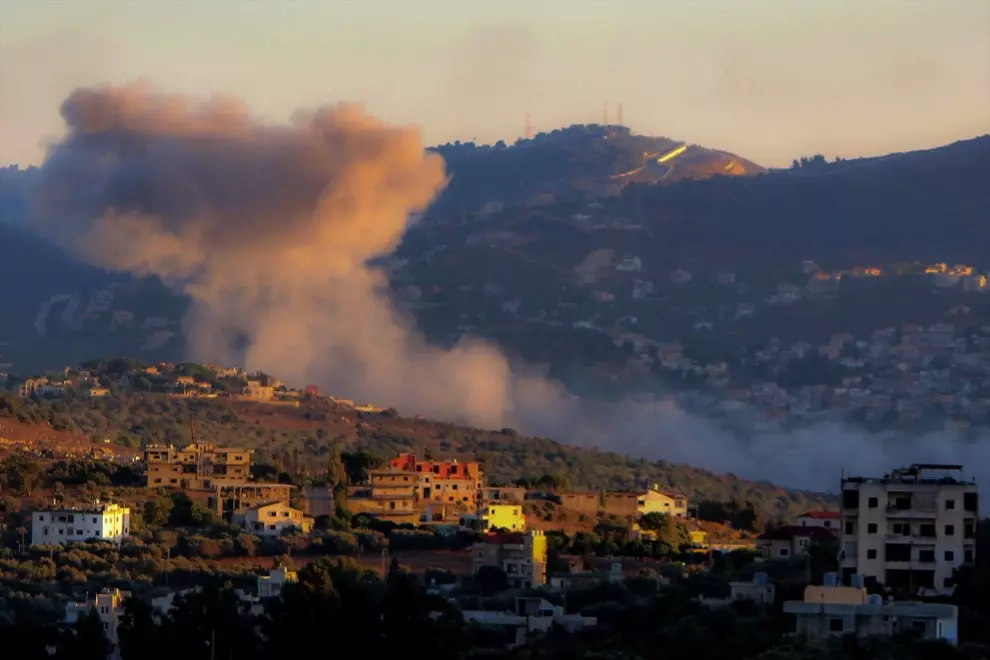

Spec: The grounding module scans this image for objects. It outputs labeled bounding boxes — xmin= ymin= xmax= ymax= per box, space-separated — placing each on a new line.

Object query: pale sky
xmin=2 ymin=0 xmax=988 ymax=167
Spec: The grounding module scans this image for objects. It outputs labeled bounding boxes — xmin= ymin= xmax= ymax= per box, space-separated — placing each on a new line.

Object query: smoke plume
xmin=29 ymin=83 xmax=990 ymax=494
xmin=30 ymin=82 xmax=570 ymax=431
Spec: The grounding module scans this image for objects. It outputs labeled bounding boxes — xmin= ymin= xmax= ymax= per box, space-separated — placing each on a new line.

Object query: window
xmin=829 ymin=618 xmax=844 ymax=632
xmin=919 ymin=550 xmax=935 ymax=563
xmin=844 ymin=521 xmax=854 ymax=535
xmin=892 ymin=522 xmax=910 ymax=536
xmin=945 ymin=550 xmax=954 ymax=561
xmin=945 ymin=524 xmax=955 ymax=536
xmin=965 ymin=549 xmax=974 ymax=563
xmin=943 ymin=577 xmax=953 ymax=588
xmin=945 ymin=499 xmax=955 ymax=510
xmin=824 ymin=521 xmax=832 ymax=528
xmin=867 ymin=523 xmax=878 ymax=534
xmin=867 ymin=549 xmax=877 ymax=559
xmin=868 ymin=497 xmax=878 ymax=509
xmin=964 ymin=493 xmax=978 ymax=512
xmin=779 ymin=547 xmax=790 ymax=557
xmin=919 ymin=523 xmax=936 ymax=538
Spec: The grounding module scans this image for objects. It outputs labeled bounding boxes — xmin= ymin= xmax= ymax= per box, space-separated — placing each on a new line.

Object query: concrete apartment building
xmin=145 ymin=443 xmax=293 ymax=522
xmin=784 ymin=575 xmax=958 ymax=645
xmin=145 ymin=443 xmax=252 ymax=488
xmin=840 ymin=464 xmax=978 ymax=596
xmin=473 ymin=530 xmax=548 ymax=589
xmin=32 ymin=502 xmax=131 ymax=547
xmin=388 ymin=453 xmax=483 ymax=508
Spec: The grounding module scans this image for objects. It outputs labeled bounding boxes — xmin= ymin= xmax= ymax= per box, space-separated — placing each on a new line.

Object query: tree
xmin=58 ymin=609 xmax=112 ymax=660
xmin=474 ymin=565 xmax=510 ymax=596
xmin=143 ymin=496 xmax=174 ymax=527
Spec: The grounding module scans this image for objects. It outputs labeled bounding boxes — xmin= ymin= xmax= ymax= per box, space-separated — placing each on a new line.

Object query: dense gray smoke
xmin=29 ymin=83 xmax=990 ymax=494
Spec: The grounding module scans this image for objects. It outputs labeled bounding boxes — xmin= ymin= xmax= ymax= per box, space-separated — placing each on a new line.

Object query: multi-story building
xmin=783 ymin=575 xmax=958 ymax=645
xmin=66 ymin=588 xmax=129 ymax=658
xmin=345 ymin=469 xmax=420 ymax=524
xmin=32 ymin=502 xmax=131 ymax=546
xmin=144 ymin=443 xmax=252 ymax=488
xmin=196 ymin=481 xmax=294 ymax=522
xmin=840 ymin=464 xmax=978 ymax=596
xmin=472 ymin=530 xmax=547 ymax=589
xmin=388 ymin=453 xmax=483 ymax=509
xmin=481 ymin=503 xmax=526 ymax=532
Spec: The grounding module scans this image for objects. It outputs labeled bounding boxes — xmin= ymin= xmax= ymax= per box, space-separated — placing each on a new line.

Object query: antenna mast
xmin=603 ymin=101 xmax=609 ymax=127
xmin=524 ymin=111 xmax=532 ymax=140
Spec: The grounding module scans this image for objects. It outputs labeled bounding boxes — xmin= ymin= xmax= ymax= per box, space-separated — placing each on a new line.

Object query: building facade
xmin=472 ymin=531 xmax=548 ymax=589
xmin=235 ymin=502 xmax=313 ymax=538
xmin=784 ymin=578 xmax=958 ymax=645
xmin=561 ymin=487 xmax=688 ymax=519
xmin=795 ymin=511 xmax=841 ymax=530
xmin=32 ymin=502 xmax=131 ymax=547
xmin=840 ymin=464 xmax=978 ymax=596
xmin=481 ymin=503 xmax=526 ymax=532
xmin=66 ymin=588 xmax=129 ymax=659
xmin=145 ymin=443 xmax=252 ymax=488
xmin=388 ymin=453 xmax=483 ymax=508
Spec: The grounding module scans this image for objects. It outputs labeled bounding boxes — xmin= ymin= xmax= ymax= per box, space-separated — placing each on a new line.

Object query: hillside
xmin=0 ymin=391 xmax=830 ymax=520
xmin=429 ymin=124 xmax=764 ymax=213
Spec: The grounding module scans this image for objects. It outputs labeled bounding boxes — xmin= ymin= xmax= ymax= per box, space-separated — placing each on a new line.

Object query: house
xmin=258 ymin=564 xmax=297 ymax=598
xmin=472 ymin=531 xmax=547 ymax=589
xmin=459 ymin=597 xmax=597 ymax=649
xmin=66 ymin=588 xmax=128 ymax=659
xmin=757 ymin=525 xmax=836 ymax=560
xmin=698 ymin=573 xmax=776 ymax=607
xmin=235 ymin=502 xmax=313 ymax=538
xmin=85 ymin=387 xmax=111 ymax=398
xmin=795 ymin=511 xmax=841 ymax=531
xmin=784 ymin=575 xmax=958 ymax=645
xmin=32 ymin=502 xmax=131 ymax=547
xmin=481 ymin=503 xmax=526 ymax=532
xmin=560 ymin=486 xmax=688 ymax=519
xmin=839 ymin=463 xmax=977 ymax=596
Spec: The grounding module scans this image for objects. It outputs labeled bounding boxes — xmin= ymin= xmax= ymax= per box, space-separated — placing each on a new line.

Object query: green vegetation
xmin=0 ymin=391 xmax=831 ymax=519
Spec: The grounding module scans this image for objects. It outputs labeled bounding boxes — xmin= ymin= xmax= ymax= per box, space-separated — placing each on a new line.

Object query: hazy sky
xmin=2 ymin=0 xmax=988 ymax=167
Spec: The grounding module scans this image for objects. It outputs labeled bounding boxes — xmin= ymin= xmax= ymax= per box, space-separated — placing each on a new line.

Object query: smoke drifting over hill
xmin=29 ymin=83 xmax=990 ymax=493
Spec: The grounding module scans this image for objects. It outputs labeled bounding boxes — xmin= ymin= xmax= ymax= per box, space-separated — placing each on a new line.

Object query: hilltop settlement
xmin=0 ymin=358 xmax=987 ymax=657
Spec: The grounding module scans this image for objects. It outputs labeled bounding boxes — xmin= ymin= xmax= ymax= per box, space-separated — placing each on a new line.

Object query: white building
xmin=258 ymin=564 xmax=298 ymax=598
xmin=234 ymin=501 xmax=313 ymax=538
xmin=32 ymin=502 xmax=131 ymax=547
xmin=66 ymin=588 xmax=129 ymax=659
xmin=784 ymin=578 xmax=958 ymax=645
xmin=840 ymin=464 xmax=977 ymax=596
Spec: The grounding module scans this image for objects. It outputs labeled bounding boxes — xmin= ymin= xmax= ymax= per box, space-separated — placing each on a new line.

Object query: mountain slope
xmin=429 ymin=124 xmax=764 ymax=213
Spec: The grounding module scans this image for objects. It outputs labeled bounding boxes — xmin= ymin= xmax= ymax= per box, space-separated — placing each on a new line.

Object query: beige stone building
xmin=145 ymin=443 xmax=252 ymax=488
